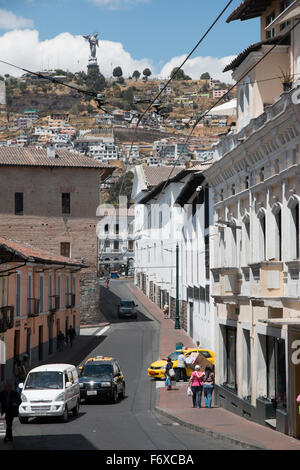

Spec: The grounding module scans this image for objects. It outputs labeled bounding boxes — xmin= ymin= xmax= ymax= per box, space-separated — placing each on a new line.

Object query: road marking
xmin=96 ymin=325 xmax=110 ymax=336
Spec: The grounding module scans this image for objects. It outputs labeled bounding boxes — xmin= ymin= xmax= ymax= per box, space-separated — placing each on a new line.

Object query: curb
xmin=80 ymin=322 xmax=110 ymax=329
xmin=154 ymin=407 xmax=266 ymax=451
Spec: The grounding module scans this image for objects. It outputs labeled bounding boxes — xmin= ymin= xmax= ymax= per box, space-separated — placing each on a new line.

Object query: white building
xmin=203 ymin=0 xmax=300 ymax=439
xmin=97 ymin=208 xmax=135 ymax=274
xmin=132 ymin=163 xmax=215 ymax=348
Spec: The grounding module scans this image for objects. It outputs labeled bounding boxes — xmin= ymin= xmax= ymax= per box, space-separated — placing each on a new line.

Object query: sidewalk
xmin=127 ymin=283 xmax=300 ymax=451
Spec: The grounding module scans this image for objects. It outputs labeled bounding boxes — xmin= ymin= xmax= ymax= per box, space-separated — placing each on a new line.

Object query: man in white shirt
xmin=176 ymin=352 xmax=187 ymax=382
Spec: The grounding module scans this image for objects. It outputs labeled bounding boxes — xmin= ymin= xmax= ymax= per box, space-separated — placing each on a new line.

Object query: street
xmin=11 ymin=280 xmax=239 ymax=450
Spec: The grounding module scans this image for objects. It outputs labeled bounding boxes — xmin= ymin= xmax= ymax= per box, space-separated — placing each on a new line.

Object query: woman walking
xmin=187 ymin=365 xmax=204 ymax=408
xmin=203 ymin=366 xmax=215 ymax=408
xmin=165 ymin=357 xmax=174 ymax=391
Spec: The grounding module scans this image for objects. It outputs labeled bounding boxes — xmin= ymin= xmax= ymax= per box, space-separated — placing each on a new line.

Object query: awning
xmin=258 ymin=318 xmax=300 ymax=325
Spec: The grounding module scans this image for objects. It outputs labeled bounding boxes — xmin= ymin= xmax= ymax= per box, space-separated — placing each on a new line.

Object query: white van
xmin=18 ymin=363 xmax=80 ymax=423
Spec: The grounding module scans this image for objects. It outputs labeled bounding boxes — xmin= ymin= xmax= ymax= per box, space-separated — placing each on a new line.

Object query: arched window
xmin=288 ymin=195 xmax=300 ymax=260
xmin=104 ymin=224 xmax=109 ymax=233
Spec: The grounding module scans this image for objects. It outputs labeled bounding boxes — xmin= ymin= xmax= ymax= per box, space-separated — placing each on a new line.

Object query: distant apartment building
xmin=153 ymin=138 xmax=189 ymax=162
xmin=0 ymin=146 xmax=114 ymax=325
xmin=74 ymin=134 xmax=120 ymax=161
xmin=212 ymin=89 xmax=228 ymax=99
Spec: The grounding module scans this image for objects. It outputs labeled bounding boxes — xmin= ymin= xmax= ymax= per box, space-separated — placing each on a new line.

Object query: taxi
xmin=147 ymin=348 xmax=215 ymax=379
xmin=78 ymin=356 xmax=125 ymax=403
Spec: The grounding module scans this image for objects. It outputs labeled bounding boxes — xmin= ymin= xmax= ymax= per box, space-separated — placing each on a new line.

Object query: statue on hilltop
xmin=83 ymin=32 xmax=99 ymax=60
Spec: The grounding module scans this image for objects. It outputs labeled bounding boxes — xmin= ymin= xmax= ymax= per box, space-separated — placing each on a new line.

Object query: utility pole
xmin=175 ymin=243 xmax=180 ymax=329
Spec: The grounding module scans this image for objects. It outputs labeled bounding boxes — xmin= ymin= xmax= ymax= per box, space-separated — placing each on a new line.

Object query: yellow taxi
xmin=147 ymin=348 xmax=215 ymax=379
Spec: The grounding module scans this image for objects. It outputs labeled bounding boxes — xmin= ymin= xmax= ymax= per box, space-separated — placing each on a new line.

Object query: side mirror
xmin=65 ymin=382 xmax=72 ymax=388
xmin=19 ymin=383 xmax=24 ymax=390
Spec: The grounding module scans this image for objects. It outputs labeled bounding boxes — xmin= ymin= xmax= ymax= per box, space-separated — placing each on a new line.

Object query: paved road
xmin=12 ymin=280 xmax=239 ymax=450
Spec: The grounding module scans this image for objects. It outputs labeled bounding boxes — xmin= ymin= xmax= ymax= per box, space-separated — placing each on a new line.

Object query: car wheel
xmin=111 ymin=387 xmax=118 ymax=404
xmin=119 ymin=383 xmax=125 ymax=399
xmin=72 ymin=400 xmax=80 ymax=417
xmin=19 ymin=416 xmax=29 ymax=424
xmin=60 ymin=405 xmax=69 ymax=423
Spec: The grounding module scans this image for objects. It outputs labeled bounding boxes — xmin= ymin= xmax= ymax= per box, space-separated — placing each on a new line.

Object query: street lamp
xmin=175 ymin=243 xmax=180 ymax=329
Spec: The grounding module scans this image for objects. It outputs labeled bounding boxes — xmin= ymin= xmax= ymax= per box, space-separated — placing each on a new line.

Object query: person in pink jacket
xmin=187 ymin=365 xmax=204 ymax=408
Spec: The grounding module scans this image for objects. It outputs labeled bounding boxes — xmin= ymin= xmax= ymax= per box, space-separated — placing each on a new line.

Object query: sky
xmin=0 ymin=0 xmax=260 ymax=82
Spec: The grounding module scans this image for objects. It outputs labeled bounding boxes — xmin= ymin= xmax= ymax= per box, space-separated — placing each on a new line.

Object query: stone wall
xmin=80 ymin=272 xmax=105 ymax=325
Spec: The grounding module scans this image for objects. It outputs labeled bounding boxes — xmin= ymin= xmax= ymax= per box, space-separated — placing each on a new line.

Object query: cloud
xmin=159 ymin=54 xmax=236 ymax=83
xmin=90 ymin=0 xmax=149 ymax=9
xmin=0 ymin=29 xmax=153 ymax=77
xmin=0 ymin=9 xmax=34 ymax=30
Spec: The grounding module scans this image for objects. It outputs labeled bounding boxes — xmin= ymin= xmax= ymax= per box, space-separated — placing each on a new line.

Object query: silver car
xmin=118 ymin=299 xmax=138 ymax=319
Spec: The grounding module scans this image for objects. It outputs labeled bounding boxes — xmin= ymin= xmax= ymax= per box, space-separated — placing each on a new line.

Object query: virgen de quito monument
xmin=83 ymin=32 xmax=100 ymax=73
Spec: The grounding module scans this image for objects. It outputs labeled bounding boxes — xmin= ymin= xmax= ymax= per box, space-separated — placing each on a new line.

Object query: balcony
xmin=0 ymin=306 xmax=14 ymax=333
xmin=65 ymin=293 xmax=75 ymax=308
xmin=49 ymin=295 xmax=60 ymax=313
xmin=27 ymin=298 xmax=40 ymax=317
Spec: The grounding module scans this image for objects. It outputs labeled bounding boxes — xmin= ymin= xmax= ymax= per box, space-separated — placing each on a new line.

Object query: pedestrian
xmin=203 ymin=366 xmax=215 ymax=408
xmin=165 ymin=357 xmax=175 ymax=391
xmin=13 ymin=358 xmax=24 ymax=392
xmin=105 ymin=277 xmax=110 ymax=289
xmin=187 ymin=365 xmax=204 ymax=408
xmin=21 ymin=354 xmax=30 ymax=378
xmin=176 ymin=351 xmax=187 ymax=382
xmin=68 ymin=325 xmax=76 ymax=348
xmin=0 ymin=381 xmax=21 ymax=442
xmin=162 ymin=303 xmax=169 ymax=319
xmin=196 ymin=341 xmax=200 ymax=348
xmin=57 ymin=330 xmax=65 ymax=352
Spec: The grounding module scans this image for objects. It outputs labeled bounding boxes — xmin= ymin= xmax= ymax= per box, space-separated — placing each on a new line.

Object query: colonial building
xmin=132 ymin=163 xmax=215 ymax=348
xmin=0 ymin=146 xmax=114 ymax=324
xmin=203 ymin=0 xmax=300 ymax=438
xmin=0 ymin=236 xmax=85 ymax=386
xmin=97 ymin=207 xmax=135 ymax=275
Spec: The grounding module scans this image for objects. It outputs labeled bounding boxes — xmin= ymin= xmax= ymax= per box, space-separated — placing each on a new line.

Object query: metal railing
xmin=65 ymin=293 xmax=75 ymax=308
xmin=49 ymin=294 xmax=60 ymax=312
xmin=27 ymin=298 xmax=40 ymax=317
xmin=0 ymin=306 xmax=14 ymax=333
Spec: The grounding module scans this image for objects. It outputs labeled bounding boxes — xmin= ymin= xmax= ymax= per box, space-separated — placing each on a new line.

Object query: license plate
xmin=87 ymin=390 xmax=97 ymax=396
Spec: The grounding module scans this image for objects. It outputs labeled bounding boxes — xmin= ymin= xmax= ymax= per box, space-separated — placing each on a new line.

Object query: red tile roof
xmin=0 ymin=147 xmax=114 ymax=170
xmin=0 ymin=236 xmax=87 ymax=267
xmin=226 ymin=0 xmax=272 ymax=23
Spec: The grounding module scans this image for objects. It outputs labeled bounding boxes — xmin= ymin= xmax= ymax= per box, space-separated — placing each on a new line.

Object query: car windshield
xmin=121 ymin=301 xmax=134 ymax=308
xmin=80 ymin=364 xmax=113 ymax=377
xmin=25 ymin=371 xmax=64 ymax=390
xmin=167 ymin=351 xmax=183 ymax=361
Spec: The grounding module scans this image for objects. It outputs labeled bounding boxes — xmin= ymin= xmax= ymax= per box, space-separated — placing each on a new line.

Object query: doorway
xmin=189 ymin=302 xmax=194 ymax=338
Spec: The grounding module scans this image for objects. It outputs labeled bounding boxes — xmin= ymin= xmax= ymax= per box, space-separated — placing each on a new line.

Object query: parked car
xmin=78 ymin=356 xmax=125 ymax=403
xmin=147 ymin=348 xmax=215 ymax=379
xmin=118 ymin=299 xmax=138 ymax=319
xmin=18 ymin=363 xmax=80 ymax=423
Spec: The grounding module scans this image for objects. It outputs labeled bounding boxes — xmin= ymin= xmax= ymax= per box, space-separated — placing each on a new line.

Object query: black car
xmin=118 ymin=299 xmax=138 ymax=319
xmin=78 ymin=357 xmax=125 ymax=403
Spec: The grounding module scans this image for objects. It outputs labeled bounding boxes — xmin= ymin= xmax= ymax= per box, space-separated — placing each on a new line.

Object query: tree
xmin=113 ymin=66 xmax=123 ymax=79
xmin=170 ymin=67 xmax=190 ymax=81
xmin=132 ymin=70 xmax=141 ymax=81
xmin=143 ymin=68 xmax=152 ymax=81
xmin=106 ymin=171 xmax=134 ymax=207
xmin=200 ymin=72 xmax=211 ymax=80
xmin=85 ymin=69 xmax=106 ymax=97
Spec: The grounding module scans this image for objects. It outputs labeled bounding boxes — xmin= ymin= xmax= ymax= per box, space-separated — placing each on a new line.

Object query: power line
xmin=118 ymin=0 xmax=235 ymax=198
xmin=132 ymin=19 xmax=300 ymax=250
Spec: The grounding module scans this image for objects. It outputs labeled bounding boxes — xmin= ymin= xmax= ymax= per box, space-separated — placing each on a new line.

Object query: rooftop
xmin=0 ymin=147 xmax=115 ymax=172
xmin=226 ymin=0 xmax=272 ymax=23
xmin=0 ymin=236 xmax=87 ymax=268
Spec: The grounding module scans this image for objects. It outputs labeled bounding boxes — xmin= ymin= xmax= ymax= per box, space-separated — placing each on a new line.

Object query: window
xmin=49 ymin=273 xmax=53 ymax=310
xmin=15 ymin=192 xmax=24 ymax=215
xmin=266 ymin=10 xmax=275 ymax=26
xmin=260 ymin=167 xmax=265 ymax=182
xmin=113 ymin=240 xmax=119 ymax=251
xmin=204 ymin=186 xmax=209 ymax=229
xmin=57 ymin=275 xmax=61 ymax=309
xmin=60 ymin=242 xmax=70 ymax=258
xmin=244 ymin=220 xmax=251 ymax=265
xmin=244 ymin=176 xmax=249 ymax=189
xmin=16 ymin=273 xmax=21 ymax=317
xmin=128 ymin=240 xmax=134 ymax=252
xmin=39 ymin=275 xmax=44 ymax=313
xmin=259 ymin=213 xmax=266 ymax=260
xmin=62 ymin=193 xmax=71 ymax=215
xmin=73 ymin=274 xmax=76 ymax=306
xmin=225 ymin=326 xmax=237 ymax=392
xmin=104 ymin=239 xmax=110 ymax=248
xmin=104 ymin=224 xmax=109 ymax=233
xmin=266 ymin=337 xmax=286 ymax=409
xmin=115 ymin=224 xmax=119 ymax=234
xmin=159 ymin=211 xmax=163 ymax=229
xmin=27 ymin=272 xmax=32 ymax=314
xmin=275 ymin=210 xmax=282 ymax=261
xmin=205 ymin=235 xmax=210 ymax=279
